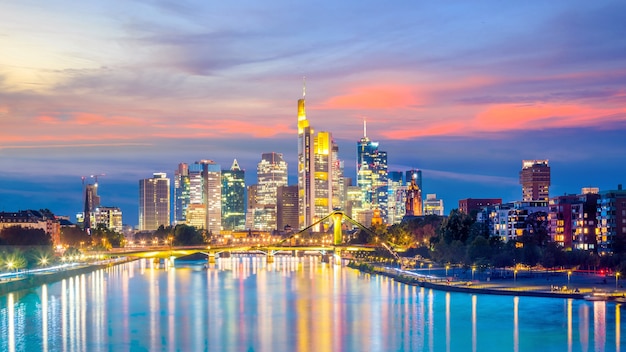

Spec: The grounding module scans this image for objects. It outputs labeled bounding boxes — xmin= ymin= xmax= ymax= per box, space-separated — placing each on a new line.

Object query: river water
xmin=0 ymin=256 xmax=623 ymax=352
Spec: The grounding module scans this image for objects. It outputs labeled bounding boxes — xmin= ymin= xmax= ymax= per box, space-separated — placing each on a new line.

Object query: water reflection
xmin=0 ymin=257 xmax=623 ymax=351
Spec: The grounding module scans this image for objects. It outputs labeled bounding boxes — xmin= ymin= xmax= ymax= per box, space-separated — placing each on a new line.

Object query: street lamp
xmin=7 ymin=261 xmax=14 ymax=272
xmin=567 ymin=271 xmax=572 ymax=288
xmin=617 ymin=272 xmax=621 ymax=290
xmin=514 ymin=269 xmax=518 ymax=285
xmin=428 ymin=263 xmax=432 ymax=276
xmin=445 ymin=264 xmax=450 ymax=277
xmin=472 ymin=266 xmax=476 ymax=281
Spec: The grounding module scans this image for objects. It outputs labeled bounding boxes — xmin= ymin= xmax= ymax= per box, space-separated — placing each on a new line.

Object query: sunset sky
xmin=1 ymin=1 xmax=625 ymax=226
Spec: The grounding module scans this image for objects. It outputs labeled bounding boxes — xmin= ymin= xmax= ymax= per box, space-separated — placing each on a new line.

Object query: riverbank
xmin=0 ymin=257 xmax=136 ymax=297
xmin=349 ymin=262 xmax=624 ymax=301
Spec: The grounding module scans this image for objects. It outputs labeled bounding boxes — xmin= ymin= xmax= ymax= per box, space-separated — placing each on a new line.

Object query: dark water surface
xmin=1 ymin=257 xmax=623 ymax=351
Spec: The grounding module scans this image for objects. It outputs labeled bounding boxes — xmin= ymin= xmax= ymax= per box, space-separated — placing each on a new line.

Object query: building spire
xmin=302 ymin=76 xmax=306 ymax=98
xmin=363 ymin=119 xmax=367 ymax=138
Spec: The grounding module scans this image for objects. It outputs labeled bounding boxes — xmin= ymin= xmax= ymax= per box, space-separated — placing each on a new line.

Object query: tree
xmin=439 ymin=209 xmax=474 ymax=244
xmin=0 ymin=226 xmax=52 ymax=246
xmin=521 ymin=211 xmax=549 ymax=247
xmin=60 ymin=226 xmax=90 ymax=247
xmin=173 ymin=224 xmax=204 ymax=245
xmin=466 ymin=236 xmax=492 ymax=263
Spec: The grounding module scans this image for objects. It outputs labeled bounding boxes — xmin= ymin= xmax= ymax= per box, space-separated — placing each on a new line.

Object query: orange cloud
xmin=321 ymin=84 xmax=423 ymax=110
xmin=382 ymin=122 xmax=467 ymax=139
xmin=476 ymin=103 xmax=626 ymax=132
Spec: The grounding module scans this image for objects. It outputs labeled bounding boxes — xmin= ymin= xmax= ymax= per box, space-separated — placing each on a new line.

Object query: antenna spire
xmin=302 ymin=76 xmax=306 ymax=98
xmin=363 ymin=119 xmax=367 ymax=138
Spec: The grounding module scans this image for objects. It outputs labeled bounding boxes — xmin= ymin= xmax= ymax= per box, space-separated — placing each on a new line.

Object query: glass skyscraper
xmin=357 ymin=122 xmax=388 ymax=222
xmin=221 ymin=159 xmax=246 ymax=231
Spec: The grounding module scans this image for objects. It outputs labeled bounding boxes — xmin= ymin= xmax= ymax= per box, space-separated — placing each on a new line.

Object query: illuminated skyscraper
xmin=173 ymin=163 xmax=190 ymax=225
xmin=357 ymin=121 xmax=388 ymax=221
xmin=254 ymin=153 xmax=287 ymax=231
xmin=297 ymin=83 xmax=339 ymax=229
xmin=520 ymin=160 xmax=551 ymax=201
xmin=221 ymin=159 xmax=246 ymax=231
xmin=187 ymin=160 xmax=221 ymax=233
xmin=297 ymin=83 xmax=314 ymax=229
xmin=139 ymin=172 xmax=170 ymax=231
xmin=387 ymin=171 xmax=405 ymax=224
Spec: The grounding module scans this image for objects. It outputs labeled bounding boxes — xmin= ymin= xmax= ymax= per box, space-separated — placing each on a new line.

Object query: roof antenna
xmin=363 ymin=119 xmax=367 ymax=138
xmin=302 ymin=76 xmax=306 ymax=98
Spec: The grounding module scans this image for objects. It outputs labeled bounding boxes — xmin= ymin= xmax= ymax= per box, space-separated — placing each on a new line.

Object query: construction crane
xmin=91 ymin=173 xmax=106 ymax=184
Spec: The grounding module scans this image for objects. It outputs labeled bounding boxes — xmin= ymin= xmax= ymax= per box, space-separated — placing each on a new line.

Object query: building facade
xmin=548 ymin=189 xmax=599 ymax=251
xmin=187 ymin=160 xmax=221 ymax=233
xmin=297 ymin=87 xmax=339 ymax=230
xmin=357 ymin=122 xmax=388 ymax=222
xmin=520 ymin=160 xmax=551 ymax=201
xmin=459 ymin=198 xmax=502 ymax=216
xmin=221 ymin=159 xmax=246 ymax=231
xmin=173 ymin=163 xmax=190 ymax=225
xmin=254 ymin=153 xmax=288 ymax=231
xmin=94 ymin=206 xmax=123 ymax=234
xmin=277 ymin=185 xmax=299 ymax=232
xmin=424 ymin=194 xmax=445 ymax=216
xmin=138 ymin=172 xmax=170 ymax=231
xmin=597 ymin=185 xmax=626 ymax=254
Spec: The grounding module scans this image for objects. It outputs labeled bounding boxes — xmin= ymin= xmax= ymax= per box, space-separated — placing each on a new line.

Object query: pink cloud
xmin=319 ymin=84 xmax=424 ymax=110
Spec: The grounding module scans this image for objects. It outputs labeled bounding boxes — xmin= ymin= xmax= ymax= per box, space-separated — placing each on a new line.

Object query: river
xmin=0 ymin=256 xmax=623 ymax=351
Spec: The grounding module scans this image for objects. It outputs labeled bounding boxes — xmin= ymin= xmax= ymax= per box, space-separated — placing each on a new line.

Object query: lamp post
xmin=617 ymin=272 xmax=621 ymax=290
xmin=445 ymin=265 xmax=450 ymax=277
xmin=567 ymin=271 xmax=572 ymax=289
xmin=514 ymin=269 xmax=518 ymax=285
xmin=472 ymin=266 xmax=476 ymax=281
xmin=428 ymin=263 xmax=432 ymax=276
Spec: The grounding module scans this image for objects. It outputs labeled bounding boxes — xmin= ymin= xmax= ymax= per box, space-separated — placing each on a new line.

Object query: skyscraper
xmin=254 ymin=153 xmax=287 ymax=231
xmin=297 ymin=83 xmax=314 ymax=229
xmin=356 ymin=122 xmax=388 ymax=222
xmin=187 ymin=160 xmax=221 ymax=233
xmin=139 ymin=172 xmax=170 ymax=231
xmin=405 ymin=170 xmax=422 ymax=217
xmin=173 ymin=163 xmax=190 ymax=225
xmin=297 ymin=84 xmax=339 ymax=229
xmin=520 ymin=160 xmax=551 ymax=201
xmin=221 ymin=159 xmax=246 ymax=231
xmin=387 ymin=171 xmax=405 ymax=224
xmin=277 ymin=185 xmax=299 ymax=232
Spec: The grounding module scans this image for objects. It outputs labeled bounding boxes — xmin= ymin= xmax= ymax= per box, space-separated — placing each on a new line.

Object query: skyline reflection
xmin=0 ymin=257 xmax=623 ymax=351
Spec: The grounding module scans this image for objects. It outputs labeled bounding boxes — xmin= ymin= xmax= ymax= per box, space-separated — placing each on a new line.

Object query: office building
xmin=297 ymin=85 xmax=339 ymax=229
xmin=254 ymin=153 xmax=288 ymax=231
xmin=221 ymin=159 xmax=246 ymax=231
xmin=277 ymin=185 xmax=299 ymax=232
xmin=94 ymin=206 xmax=123 ymax=234
xmin=187 ymin=160 xmax=221 ymax=233
xmin=520 ymin=160 xmax=551 ymax=201
xmin=424 ymin=194 xmax=445 ymax=216
xmin=597 ymin=184 xmax=626 ymax=254
xmin=139 ymin=172 xmax=170 ymax=231
xmin=387 ymin=171 xmax=405 ymax=224
xmin=357 ymin=121 xmax=388 ymax=222
xmin=173 ymin=163 xmax=190 ymax=225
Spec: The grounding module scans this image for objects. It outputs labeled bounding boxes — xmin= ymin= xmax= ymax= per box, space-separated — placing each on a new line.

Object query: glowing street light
xmin=445 ymin=264 xmax=450 ymax=277
xmin=6 ymin=261 xmax=14 ymax=271
xmin=567 ymin=271 xmax=572 ymax=288
xmin=428 ymin=263 xmax=432 ymax=276
xmin=617 ymin=272 xmax=621 ymax=290
xmin=514 ymin=269 xmax=518 ymax=285
xmin=472 ymin=266 xmax=476 ymax=281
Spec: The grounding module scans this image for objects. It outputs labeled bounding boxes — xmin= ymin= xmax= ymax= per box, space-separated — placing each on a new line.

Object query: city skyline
xmin=1 ymin=1 xmax=625 ymax=225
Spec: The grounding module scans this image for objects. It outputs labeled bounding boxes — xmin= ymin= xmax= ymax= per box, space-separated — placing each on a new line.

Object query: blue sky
xmin=1 ymin=1 xmax=625 ymax=226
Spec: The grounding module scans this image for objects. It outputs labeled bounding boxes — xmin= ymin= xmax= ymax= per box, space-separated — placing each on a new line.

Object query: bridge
xmin=108 ymin=211 xmax=405 ymax=265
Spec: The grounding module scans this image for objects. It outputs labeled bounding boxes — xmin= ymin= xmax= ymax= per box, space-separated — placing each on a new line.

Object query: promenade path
xmin=372 ymin=265 xmax=626 ymax=300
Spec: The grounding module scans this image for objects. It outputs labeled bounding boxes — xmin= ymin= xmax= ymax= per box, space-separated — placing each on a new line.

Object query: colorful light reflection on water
xmin=0 ymin=257 xmax=623 ymax=351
